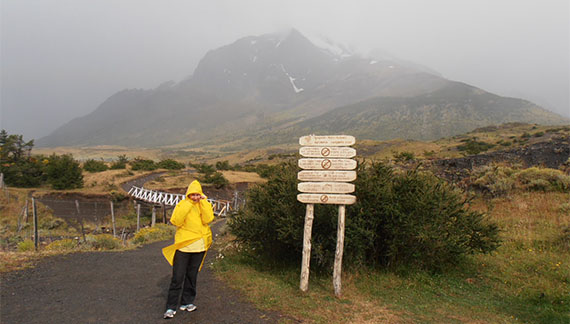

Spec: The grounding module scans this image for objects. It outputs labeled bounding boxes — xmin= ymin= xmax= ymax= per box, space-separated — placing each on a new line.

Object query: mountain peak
xmin=37 ymin=31 xmax=567 ymax=148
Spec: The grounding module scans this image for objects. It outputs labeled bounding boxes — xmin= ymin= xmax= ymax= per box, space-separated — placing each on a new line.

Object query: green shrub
xmin=132 ymin=224 xmax=176 ymax=244
xmin=215 ymin=160 xmax=232 ymax=170
xmin=393 ymin=151 xmax=415 ymax=162
xmin=457 ymin=138 xmax=495 ymax=155
xmin=0 ymin=158 xmax=45 ymax=187
xmin=157 ymin=159 xmax=185 ymax=170
xmin=85 ymin=234 xmax=122 ymax=250
xmin=190 ymin=162 xmax=216 ymax=174
xmin=39 ymin=215 xmax=67 ymax=230
xmin=229 ymin=161 xmax=501 ymax=272
xmin=110 ymin=155 xmax=129 ymax=170
xmin=83 ymin=159 xmax=108 ymax=172
xmin=17 ymin=239 xmax=35 ymax=251
xmin=203 ymin=171 xmax=229 ymax=189
xmin=472 ymin=165 xmax=516 ymax=196
xmin=44 ymin=154 xmax=84 ymax=189
xmin=130 ymin=158 xmax=157 ymax=171
xmin=517 ymin=167 xmax=570 ymax=192
xmin=45 ymin=239 xmax=78 ymax=251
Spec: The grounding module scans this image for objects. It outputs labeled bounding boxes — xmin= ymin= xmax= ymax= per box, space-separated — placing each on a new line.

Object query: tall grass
xmin=213 ymin=191 xmax=569 ymax=323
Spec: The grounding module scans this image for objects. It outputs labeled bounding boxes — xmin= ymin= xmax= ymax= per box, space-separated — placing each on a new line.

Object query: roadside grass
xmin=212 ymin=191 xmax=569 ymax=323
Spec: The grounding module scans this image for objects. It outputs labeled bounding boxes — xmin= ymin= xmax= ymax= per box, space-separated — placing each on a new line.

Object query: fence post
xmin=136 ymin=203 xmax=141 ymax=232
xmin=32 ymin=197 xmax=38 ymax=251
xmin=151 ymin=206 xmax=156 ymax=227
xmin=23 ymin=199 xmax=29 ymax=224
xmin=162 ymin=203 xmax=166 ymax=223
xmin=75 ymin=200 xmax=86 ymax=242
xmin=110 ymin=201 xmax=116 ymax=238
xmin=17 ymin=201 xmax=27 ymax=232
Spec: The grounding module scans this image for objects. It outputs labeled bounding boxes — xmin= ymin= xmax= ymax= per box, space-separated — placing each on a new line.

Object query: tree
xmin=0 ymin=130 xmax=40 ymax=187
xmin=44 ymin=154 xmax=84 ymax=189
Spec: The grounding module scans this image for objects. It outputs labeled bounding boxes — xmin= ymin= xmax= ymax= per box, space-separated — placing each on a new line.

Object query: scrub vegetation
xmin=1 ymin=123 xmax=568 ymax=322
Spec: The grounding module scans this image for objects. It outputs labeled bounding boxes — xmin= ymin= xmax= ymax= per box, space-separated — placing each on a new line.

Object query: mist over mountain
xmin=37 ymin=29 xmax=568 ymax=148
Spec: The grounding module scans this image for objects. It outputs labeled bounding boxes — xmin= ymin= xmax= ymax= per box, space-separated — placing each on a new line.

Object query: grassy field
xmin=31 ymin=123 xmax=569 ymax=166
xmin=212 ymin=191 xmax=569 ymax=324
xmin=5 ymin=123 xmax=568 ymax=322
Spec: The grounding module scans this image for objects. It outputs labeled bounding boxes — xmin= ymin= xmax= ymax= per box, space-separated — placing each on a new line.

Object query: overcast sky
xmin=1 ymin=0 xmax=569 ymax=140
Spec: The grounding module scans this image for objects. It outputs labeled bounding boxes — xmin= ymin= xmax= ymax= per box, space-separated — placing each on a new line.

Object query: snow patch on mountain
xmin=281 ymin=64 xmax=304 ymax=93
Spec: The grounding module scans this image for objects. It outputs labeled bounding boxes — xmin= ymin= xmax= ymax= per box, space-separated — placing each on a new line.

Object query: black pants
xmin=165 ymin=250 xmax=205 ymax=310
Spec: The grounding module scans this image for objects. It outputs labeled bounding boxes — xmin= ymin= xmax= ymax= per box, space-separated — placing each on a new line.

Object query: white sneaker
xmin=179 ymin=304 xmax=197 ymax=312
xmin=163 ymin=309 xmax=176 ymax=319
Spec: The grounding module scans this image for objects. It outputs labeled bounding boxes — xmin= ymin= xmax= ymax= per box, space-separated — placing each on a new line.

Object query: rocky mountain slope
xmin=37 ymin=29 xmax=568 ymax=148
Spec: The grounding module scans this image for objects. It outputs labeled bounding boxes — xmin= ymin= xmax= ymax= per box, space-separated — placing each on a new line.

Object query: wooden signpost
xmin=297 ymin=135 xmax=356 ymax=297
xmin=298 ymin=182 xmax=355 ymax=194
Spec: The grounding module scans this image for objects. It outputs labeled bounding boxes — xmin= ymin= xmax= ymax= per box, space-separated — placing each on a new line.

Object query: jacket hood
xmin=185 ymin=180 xmax=204 ymax=197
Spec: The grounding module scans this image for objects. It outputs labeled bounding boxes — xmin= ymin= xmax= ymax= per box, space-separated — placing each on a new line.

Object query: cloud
xmin=1 ymin=0 xmax=568 ymax=139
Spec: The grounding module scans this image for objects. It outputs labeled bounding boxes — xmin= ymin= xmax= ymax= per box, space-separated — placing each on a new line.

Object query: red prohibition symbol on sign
xmin=320 ymin=195 xmax=329 ymax=203
xmin=321 ymin=147 xmax=331 ymax=157
xmin=321 ymin=159 xmax=332 ymax=169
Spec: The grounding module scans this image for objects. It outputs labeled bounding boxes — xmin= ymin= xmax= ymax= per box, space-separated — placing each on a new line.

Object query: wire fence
xmin=14 ymin=197 xmax=171 ymax=249
xmin=7 ymin=182 xmax=248 ymax=250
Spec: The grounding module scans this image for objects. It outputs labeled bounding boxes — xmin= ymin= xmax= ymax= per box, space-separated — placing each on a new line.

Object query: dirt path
xmin=1 ymin=220 xmax=289 ymax=324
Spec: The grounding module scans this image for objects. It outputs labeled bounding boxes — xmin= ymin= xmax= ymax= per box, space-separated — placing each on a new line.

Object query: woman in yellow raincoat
xmin=162 ymin=180 xmax=214 ymax=319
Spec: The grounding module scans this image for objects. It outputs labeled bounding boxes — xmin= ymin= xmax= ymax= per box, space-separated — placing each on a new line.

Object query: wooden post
xmin=17 ymin=202 xmax=27 ymax=232
xmin=76 ymin=200 xmax=86 ymax=243
xmin=151 ymin=206 xmax=156 ymax=227
xmin=162 ymin=203 xmax=166 ymax=223
xmin=136 ymin=203 xmax=141 ymax=232
xmin=300 ymin=203 xmax=315 ymax=292
xmin=32 ymin=197 xmax=38 ymax=251
xmin=110 ymin=201 xmax=116 ymax=238
xmin=333 ymin=205 xmax=346 ymax=297
xmin=23 ymin=199 xmax=29 ymax=223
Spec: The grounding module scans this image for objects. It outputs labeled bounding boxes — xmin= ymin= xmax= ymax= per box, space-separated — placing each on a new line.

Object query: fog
xmin=1 ymin=0 xmax=568 ymax=140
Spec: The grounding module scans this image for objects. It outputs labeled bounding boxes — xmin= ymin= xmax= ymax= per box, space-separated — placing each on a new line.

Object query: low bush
xmin=17 ymin=239 xmax=35 ymax=252
xmin=157 ymin=159 xmax=185 ymax=170
xmin=110 ymin=155 xmax=129 ymax=170
xmin=132 ymin=224 xmax=176 ymax=244
xmin=45 ymin=239 xmax=78 ymax=251
xmin=39 ymin=215 xmax=67 ymax=230
xmin=229 ymin=161 xmax=500 ymax=272
xmin=457 ymin=138 xmax=495 ymax=155
xmin=203 ymin=171 xmax=229 ymax=189
xmin=44 ymin=154 xmax=84 ymax=189
xmin=190 ymin=163 xmax=216 ymax=174
xmin=83 ymin=159 xmax=109 ymax=172
xmin=471 ymin=165 xmax=517 ymax=196
xmin=517 ymin=167 xmax=570 ymax=192
xmin=130 ymin=158 xmax=157 ymax=171
xmin=85 ymin=234 xmax=122 ymax=250
xmin=393 ymin=151 xmax=415 ymax=162
xmin=215 ymin=160 xmax=232 ymax=170
xmin=470 ymin=165 xmax=570 ymax=195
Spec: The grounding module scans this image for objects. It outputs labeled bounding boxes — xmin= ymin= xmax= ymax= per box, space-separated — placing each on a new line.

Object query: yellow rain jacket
xmin=161 ymin=180 xmax=214 ymax=269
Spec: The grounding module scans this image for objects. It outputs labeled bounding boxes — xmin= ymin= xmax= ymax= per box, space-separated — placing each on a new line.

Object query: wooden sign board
xmin=297 ymin=193 xmax=356 ymax=205
xmin=297 ymin=170 xmax=357 ymax=182
xmin=299 ymin=135 xmax=355 ymax=147
xmin=298 ymin=158 xmax=357 ymax=170
xmin=298 ymin=182 xmax=355 ymax=194
xmin=299 ymin=146 xmax=356 ymax=158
